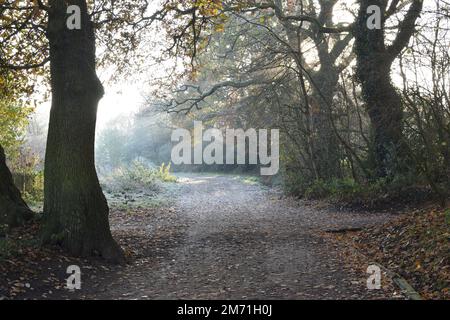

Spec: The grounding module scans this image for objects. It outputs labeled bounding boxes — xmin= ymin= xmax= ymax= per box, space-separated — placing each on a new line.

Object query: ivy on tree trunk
xmin=354 ymin=0 xmax=423 ymax=178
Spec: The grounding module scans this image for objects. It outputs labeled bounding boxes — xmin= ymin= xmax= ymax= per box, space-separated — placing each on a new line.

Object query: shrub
xmin=102 ymin=159 xmax=177 ymax=193
xmin=304 ymin=180 xmax=332 ymax=199
xmin=108 ymin=160 xmax=160 ymax=192
xmin=155 ymin=163 xmax=178 ymax=183
xmin=328 ymin=178 xmax=361 ymax=200
xmin=283 ymin=170 xmax=310 ymax=196
xmin=22 ymin=170 xmax=44 ymax=205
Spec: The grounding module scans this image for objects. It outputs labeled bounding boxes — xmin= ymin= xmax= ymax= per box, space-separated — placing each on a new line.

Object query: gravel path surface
xmin=87 ymin=174 xmax=399 ymax=299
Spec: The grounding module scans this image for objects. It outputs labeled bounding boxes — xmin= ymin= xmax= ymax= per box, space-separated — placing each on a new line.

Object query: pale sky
xmin=33 ymin=79 xmax=145 ymax=131
xmin=97 ymin=82 xmax=145 ymax=130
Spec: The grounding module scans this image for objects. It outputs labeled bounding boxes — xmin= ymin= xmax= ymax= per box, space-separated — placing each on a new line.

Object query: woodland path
xmin=76 ymin=174 xmax=400 ymax=300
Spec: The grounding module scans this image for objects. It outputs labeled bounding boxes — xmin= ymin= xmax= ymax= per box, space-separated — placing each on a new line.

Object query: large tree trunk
xmin=42 ymin=0 xmax=124 ymax=263
xmin=357 ymin=57 xmax=404 ymax=178
xmin=354 ymin=0 xmax=423 ymax=178
xmin=0 ymin=144 xmax=33 ymax=228
xmin=354 ymin=1 xmax=399 ymax=178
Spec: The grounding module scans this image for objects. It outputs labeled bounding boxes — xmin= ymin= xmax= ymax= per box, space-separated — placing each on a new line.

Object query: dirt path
xmin=78 ymin=174 xmax=399 ymax=300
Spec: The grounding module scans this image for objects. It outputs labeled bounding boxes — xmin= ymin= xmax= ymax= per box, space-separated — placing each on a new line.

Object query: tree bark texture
xmin=42 ymin=0 xmax=124 ymax=263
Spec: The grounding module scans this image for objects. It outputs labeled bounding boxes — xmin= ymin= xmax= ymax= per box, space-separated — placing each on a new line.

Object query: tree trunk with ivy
xmin=41 ymin=0 xmax=124 ymax=263
xmin=354 ymin=0 xmax=423 ymax=178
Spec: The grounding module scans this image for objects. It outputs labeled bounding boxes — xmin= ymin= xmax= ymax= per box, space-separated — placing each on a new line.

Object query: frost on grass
xmin=99 ymin=159 xmax=178 ymax=211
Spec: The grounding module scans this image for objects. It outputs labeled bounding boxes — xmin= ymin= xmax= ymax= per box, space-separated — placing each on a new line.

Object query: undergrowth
xmin=101 ymin=160 xmax=177 ymax=193
xmin=285 ymin=174 xmax=434 ymax=210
